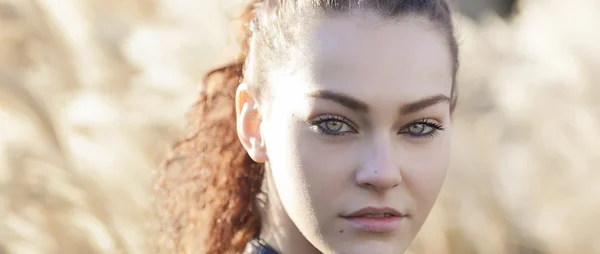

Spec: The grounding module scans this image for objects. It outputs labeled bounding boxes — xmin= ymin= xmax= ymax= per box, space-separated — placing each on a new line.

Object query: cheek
xmin=266 ymin=120 xmax=351 ymax=207
xmin=262 ymin=93 xmax=354 ymax=212
xmin=295 ymin=133 xmax=358 ymax=209
xmin=262 ymin=108 xmax=335 ymax=224
xmin=263 ymin=117 xmax=307 ymax=201
xmin=402 ymin=135 xmax=452 ymax=215
xmin=263 ymin=111 xmax=353 ymax=235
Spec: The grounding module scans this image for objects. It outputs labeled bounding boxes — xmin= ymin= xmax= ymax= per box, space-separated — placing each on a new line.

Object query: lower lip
xmin=343 ymin=216 xmax=404 ymax=233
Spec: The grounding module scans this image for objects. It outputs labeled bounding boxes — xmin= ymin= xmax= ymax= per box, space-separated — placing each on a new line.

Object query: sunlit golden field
xmin=1 ymin=0 xmax=599 ymax=253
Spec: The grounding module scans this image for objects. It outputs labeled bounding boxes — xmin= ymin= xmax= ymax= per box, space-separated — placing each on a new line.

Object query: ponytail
xmin=156 ymin=2 xmax=264 ymax=253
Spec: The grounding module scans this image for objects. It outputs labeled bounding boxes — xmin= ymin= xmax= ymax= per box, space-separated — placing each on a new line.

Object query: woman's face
xmin=241 ymin=14 xmax=453 ymax=254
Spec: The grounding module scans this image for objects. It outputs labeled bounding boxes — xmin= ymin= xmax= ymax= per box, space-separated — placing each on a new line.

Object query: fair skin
xmin=236 ymin=13 xmax=453 ymax=254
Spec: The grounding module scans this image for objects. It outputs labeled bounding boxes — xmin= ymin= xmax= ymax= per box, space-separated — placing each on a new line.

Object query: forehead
xmin=273 ymin=13 xmax=453 ymax=102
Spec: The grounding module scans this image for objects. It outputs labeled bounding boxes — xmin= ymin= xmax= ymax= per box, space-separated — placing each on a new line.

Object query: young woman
xmin=157 ymin=0 xmax=459 ymax=253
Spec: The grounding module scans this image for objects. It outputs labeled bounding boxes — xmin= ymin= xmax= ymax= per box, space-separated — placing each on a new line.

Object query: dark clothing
xmin=243 ymin=238 xmax=280 ymax=254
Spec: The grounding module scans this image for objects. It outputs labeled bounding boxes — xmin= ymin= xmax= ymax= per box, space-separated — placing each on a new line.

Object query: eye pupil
xmin=325 ymin=121 xmax=343 ymax=131
xmin=409 ymin=123 xmax=425 ymax=133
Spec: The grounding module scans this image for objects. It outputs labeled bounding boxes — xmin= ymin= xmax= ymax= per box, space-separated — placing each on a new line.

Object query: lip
xmin=342 ymin=207 xmax=407 ymax=233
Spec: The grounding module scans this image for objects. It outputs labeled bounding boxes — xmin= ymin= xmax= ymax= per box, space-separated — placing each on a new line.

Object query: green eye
xmin=407 ymin=123 xmax=432 ymax=135
xmin=399 ymin=118 xmax=444 ymax=138
xmin=320 ymin=120 xmax=351 ymax=133
xmin=309 ymin=115 xmax=357 ymax=136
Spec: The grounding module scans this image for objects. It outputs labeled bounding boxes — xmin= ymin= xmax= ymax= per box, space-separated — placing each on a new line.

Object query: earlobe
xmin=235 ymin=83 xmax=268 ymax=163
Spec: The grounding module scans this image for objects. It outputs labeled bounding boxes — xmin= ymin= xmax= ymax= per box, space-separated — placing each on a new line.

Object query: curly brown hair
xmin=156 ymin=0 xmax=459 ymax=253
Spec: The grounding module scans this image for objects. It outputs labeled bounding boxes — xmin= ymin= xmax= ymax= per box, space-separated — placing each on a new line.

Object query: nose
xmin=355 ymin=137 xmax=402 ymax=193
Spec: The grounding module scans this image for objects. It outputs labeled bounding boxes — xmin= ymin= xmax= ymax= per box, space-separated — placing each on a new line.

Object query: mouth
xmin=341 ymin=207 xmax=407 ymax=233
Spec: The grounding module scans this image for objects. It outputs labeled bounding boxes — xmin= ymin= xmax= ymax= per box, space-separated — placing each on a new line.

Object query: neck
xmin=257 ymin=168 xmax=321 ymax=254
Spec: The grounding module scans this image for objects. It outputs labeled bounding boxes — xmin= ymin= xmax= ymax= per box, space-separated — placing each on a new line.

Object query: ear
xmin=235 ymin=83 xmax=268 ymax=163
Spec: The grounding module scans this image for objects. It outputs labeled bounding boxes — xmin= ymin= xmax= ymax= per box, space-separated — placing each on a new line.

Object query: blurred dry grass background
xmin=0 ymin=0 xmax=598 ymax=253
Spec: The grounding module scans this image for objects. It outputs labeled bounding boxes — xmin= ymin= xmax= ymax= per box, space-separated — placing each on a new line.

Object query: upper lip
xmin=342 ymin=206 xmax=405 ymax=218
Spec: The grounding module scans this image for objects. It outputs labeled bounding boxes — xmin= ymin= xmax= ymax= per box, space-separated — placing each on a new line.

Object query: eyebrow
xmin=306 ymin=90 xmax=450 ymax=114
xmin=400 ymin=94 xmax=451 ymax=115
xmin=307 ymin=90 xmax=369 ymax=112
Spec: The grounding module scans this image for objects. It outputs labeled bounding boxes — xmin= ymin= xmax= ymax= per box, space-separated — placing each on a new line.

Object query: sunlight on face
xmin=261 ymin=14 xmax=453 ymax=254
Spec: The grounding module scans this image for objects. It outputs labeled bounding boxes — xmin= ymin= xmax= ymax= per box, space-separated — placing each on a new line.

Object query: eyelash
xmin=398 ymin=118 xmax=445 ymax=139
xmin=307 ymin=115 xmax=444 ymax=139
xmin=308 ymin=115 xmax=358 ymax=136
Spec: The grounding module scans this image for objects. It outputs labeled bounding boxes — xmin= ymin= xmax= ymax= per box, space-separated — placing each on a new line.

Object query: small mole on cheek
xmin=339 ymin=230 xmax=344 ymax=233
xmin=374 ymin=170 xmax=378 ymax=173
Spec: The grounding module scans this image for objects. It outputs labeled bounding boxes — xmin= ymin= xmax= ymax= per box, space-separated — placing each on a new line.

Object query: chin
xmin=328 ymin=239 xmax=409 ymax=254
